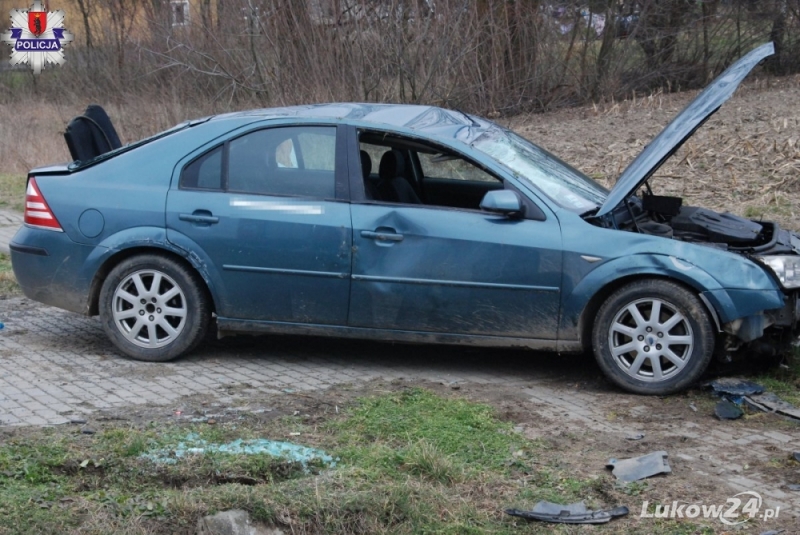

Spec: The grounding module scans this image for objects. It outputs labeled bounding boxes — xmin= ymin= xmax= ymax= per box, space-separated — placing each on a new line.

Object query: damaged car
xmin=10 ymin=42 xmax=797 ymax=395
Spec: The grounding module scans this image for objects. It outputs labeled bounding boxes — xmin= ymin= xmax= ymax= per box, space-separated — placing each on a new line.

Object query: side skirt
xmin=216 ymin=317 xmax=583 ymax=352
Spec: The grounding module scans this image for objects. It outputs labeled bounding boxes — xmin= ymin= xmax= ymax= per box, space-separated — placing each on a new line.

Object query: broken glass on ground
xmin=606 ymin=451 xmax=671 ymax=482
xmin=505 ymin=501 xmax=628 ymax=524
xmin=141 ymin=432 xmax=336 ymax=469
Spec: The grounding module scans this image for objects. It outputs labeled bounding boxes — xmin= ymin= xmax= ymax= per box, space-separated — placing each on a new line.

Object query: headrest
xmin=360 ymin=150 xmax=372 ymax=181
xmin=379 ymin=149 xmax=405 ymax=181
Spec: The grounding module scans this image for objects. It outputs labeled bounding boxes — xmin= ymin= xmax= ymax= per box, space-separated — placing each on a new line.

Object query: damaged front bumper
xmin=719 ymin=290 xmax=800 ymax=356
xmin=711 ymin=227 xmax=800 ymax=348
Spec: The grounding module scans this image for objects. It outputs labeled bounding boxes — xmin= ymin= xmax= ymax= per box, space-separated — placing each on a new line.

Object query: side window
xmin=181 ymin=146 xmax=223 ymax=190
xmin=228 ymin=126 xmax=336 ymax=198
xmin=358 ymin=132 xmax=504 ymax=211
xmin=418 ymin=152 xmax=500 ymax=184
xmin=297 ymin=131 xmax=336 ymax=170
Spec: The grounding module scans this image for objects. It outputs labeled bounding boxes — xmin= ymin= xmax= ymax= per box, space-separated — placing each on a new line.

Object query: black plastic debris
xmin=745 ymin=393 xmax=800 ymax=422
xmin=715 ymin=400 xmax=744 ymax=420
xmin=706 ymin=379 xmax=767 ymax=421
xmin=793 ymin=452 xmax=800 ymax=463
xmin=505 ymin=501 xmax=629 ymax=524
xmin=707 ymin=378 xmax=765 ymax=397
xmin=606 ymin=451 xmax=671 ymax=482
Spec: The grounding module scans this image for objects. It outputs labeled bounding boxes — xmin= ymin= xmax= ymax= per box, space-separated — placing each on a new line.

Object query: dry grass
xmin=0 ymin=97 xmax=220 ymax=174
xmin=0 ymin=174 xmax=25 ymax=212
xmin=507 ymin=74 xmax=800 ymax=230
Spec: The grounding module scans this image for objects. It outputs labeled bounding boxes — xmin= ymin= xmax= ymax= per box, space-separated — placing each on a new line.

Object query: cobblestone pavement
xmin=2 ymin=296 xmax=800 ymax=522
xmin=0 ymin=297 xmax=565 ymax=428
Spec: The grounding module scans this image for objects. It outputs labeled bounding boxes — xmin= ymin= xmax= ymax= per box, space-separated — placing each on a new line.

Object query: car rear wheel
xmin=592 ymin=279 xmax=714 ymax=395
xmin=99 ymin=254 xmax=210 ymax=362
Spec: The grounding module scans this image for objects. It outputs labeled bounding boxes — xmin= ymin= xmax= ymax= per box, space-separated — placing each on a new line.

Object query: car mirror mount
xmin=480 ymin=189 xmax=525 ymax=218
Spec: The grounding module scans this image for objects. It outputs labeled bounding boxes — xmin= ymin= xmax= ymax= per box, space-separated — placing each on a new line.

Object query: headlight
xmin=756 ymin=255 xmax=800 ymax=288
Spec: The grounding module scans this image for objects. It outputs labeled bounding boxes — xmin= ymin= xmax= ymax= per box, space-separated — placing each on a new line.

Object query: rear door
xmin=166 ymin=124 xmax=353 ymax=325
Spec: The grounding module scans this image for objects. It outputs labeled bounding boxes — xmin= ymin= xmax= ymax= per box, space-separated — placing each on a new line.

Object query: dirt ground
xmin=7 ymin=370 xmax=798 ymax=533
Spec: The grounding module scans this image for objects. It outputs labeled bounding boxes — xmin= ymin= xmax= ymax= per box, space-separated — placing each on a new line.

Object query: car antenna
xmin=455 ymin=108 xmax=480 ymax=127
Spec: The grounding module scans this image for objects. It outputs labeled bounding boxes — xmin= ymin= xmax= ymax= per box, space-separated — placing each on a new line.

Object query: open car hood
xmin=596 ymin=42 xmax=774 ymax=218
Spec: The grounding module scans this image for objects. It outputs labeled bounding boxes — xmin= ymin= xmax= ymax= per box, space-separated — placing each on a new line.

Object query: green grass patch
xmin=0 ymin=174 xmax=25 ymax=213
xmin=753 ymin=347 xmax=800 ymax=406
xmin=0 ymin=388 xmax=711 ymax=534
xmin=333 ymin=388 xmax=525 ymax=471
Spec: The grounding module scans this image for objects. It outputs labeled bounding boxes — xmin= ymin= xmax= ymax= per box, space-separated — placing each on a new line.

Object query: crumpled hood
xmin=596 ymin=42 xmax=775 ymax=218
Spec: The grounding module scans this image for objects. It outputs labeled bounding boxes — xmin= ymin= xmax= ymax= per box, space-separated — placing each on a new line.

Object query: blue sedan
xmin=11 ymin=43 xmax=799 ymax=395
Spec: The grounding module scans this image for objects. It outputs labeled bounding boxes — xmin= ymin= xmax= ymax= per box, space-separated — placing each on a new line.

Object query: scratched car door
xmin=166 ymin=124 xmax=352 ymax=324
xmin=349 ymin=203 xmax=563 ymax=338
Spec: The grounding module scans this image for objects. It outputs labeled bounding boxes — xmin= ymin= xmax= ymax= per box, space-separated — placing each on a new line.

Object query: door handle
xmin=180 ymin=211 xmax=219 ymax=225
xmin=361 ymin=230 xmax=404 ymax=242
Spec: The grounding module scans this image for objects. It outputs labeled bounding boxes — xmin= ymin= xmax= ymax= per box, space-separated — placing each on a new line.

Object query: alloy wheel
xmin=111 ymin=269 xmax=187 ymax=348
xmin=607 ymin=297 xmax=694 ymax=382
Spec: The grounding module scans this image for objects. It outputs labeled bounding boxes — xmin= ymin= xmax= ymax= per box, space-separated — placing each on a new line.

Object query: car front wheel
xmin=592 ymin=279 xmax=714 ymax=395
xmin=99 ymin=254 xmax=210 ymax=362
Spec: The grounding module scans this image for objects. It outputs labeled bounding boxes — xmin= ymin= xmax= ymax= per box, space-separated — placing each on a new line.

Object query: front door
xmin=348 ymin=203 xmax=562 ymax=338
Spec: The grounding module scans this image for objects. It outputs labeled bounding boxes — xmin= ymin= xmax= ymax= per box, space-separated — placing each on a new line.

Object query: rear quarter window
xmin=180 ymin=146 xmax=223 ymax=190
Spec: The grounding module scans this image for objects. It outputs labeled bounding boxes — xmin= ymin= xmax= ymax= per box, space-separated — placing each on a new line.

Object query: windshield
xmin=472 ymin=128 xmax=608 ymax=213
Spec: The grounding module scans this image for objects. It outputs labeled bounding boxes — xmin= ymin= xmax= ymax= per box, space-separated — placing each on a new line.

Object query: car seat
xmin=360 ymin=150 xmax=380 ymax=200
xmin=376 ymin=149 xmax=421 ymax=204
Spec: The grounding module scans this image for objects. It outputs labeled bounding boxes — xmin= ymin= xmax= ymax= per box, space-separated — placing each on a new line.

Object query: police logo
xmin=1 ymin=1 xmax=74 ymax=74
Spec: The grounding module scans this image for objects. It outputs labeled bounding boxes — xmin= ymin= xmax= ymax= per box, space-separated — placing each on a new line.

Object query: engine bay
xmin=597 ymin=193 xmax=800 ymax=256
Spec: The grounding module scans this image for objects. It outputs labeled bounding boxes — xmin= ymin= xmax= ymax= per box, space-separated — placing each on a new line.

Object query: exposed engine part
xmin=671 ymin=207 xmax=763 ymax=244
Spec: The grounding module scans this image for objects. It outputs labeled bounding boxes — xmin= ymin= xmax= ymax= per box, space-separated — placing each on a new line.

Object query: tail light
xmin=24 ymin=176 xmax=63 ymax=231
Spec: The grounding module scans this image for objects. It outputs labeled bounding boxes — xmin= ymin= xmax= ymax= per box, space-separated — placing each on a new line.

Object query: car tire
xmin=592 ymin=279 xmax=714 ymax=395
xmin=99 ymin=254 xmax=210 ymax=362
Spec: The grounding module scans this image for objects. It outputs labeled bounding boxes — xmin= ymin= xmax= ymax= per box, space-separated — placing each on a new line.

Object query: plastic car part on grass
xmin=606 ymin=451 xmax=671 ymax=482
xmin=707 ymin=378 xmax=765 ymax=397
xmin=744 ymin=393 xmax=800 ymax=422
xmin=505 ymin=501 xmax=629 ymax=524
xmin=715 ymin=400 xmax=744 ymax=420
xmin=141 ymin=432 xmax=336 ymax=468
